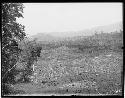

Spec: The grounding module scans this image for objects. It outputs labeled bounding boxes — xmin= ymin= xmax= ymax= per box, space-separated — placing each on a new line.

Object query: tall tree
xmin=2 ymin=3 xmax=26 ymax=95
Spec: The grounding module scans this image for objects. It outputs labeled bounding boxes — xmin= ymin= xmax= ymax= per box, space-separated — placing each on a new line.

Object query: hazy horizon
xmin=29 ymin=21 xmax=122 ymax=37
xmin=17 ymin=3 xmax=123 ymax=37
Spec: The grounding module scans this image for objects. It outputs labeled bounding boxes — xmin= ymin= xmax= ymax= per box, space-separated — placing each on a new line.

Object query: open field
xmin=7 ymin=31 xmax=123 ymax=96
xmin=11 ymin=47 xmax=123 ymax=95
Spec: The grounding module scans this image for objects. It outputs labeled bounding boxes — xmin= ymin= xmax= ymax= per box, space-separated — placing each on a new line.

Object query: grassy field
xmin=10 ymin=46 xmax=123 ymax=96
xmin=8 ymin=32 xmax=123 ymax=96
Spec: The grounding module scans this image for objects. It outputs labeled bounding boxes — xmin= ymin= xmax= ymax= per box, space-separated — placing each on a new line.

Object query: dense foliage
xmin=2 ymin=3 xmax=42 ymax=96
xmin=2 ymin=3 xmax=26 ymax=95
xmin=15 ymin=38 xmax=42 ymax=82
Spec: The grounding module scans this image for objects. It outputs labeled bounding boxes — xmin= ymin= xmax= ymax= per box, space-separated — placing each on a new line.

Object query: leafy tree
xmin=2 ymin=3 xmax=26 ymax=95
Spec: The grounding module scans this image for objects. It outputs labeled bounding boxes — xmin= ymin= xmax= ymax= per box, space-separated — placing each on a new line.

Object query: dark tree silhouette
xmin=2 ymin=3 xmax=26 ymax=95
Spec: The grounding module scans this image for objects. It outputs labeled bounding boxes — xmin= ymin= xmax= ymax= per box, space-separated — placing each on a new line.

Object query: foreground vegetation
xmin=2 ymin=3 xmax=41 ymax=96
xmin=10 ymin=30 xmax=123 ymax=96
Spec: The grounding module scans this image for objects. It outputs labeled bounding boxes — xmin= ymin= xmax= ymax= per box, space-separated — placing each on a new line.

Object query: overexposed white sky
xmin=17 ymin=3 xmax=123 ymax=37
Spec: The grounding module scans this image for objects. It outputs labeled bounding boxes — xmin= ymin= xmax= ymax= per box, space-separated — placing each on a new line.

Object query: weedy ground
xmin=10 ymin=46 xmax=123 ymax=96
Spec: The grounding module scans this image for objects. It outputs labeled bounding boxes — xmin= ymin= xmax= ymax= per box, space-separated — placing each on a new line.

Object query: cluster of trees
xmin=2 ymin=3 xmax=42 ymax=96
xmin=65 ymin=30 xmax=123 ymax=55
xmin=38 ymin=30 xmax=123 ymax=55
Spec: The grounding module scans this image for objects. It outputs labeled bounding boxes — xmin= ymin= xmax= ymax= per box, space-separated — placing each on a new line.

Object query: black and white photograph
xmin=1 ymin=3 xmax=123 ymax=96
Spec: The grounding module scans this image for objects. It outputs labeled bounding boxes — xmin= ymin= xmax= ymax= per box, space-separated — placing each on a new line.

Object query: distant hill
xmin=80 ymin=21 xmax=122 ymax=36
xmin=47 ymin=21 xmax=122 ymax=37
xmin=29 ymin=33 xmax=63 ymax=42
xmin=64 ymin=21 xmax=122 ymax=37
xmin=28 ymin=21 xmax=122 ymax=42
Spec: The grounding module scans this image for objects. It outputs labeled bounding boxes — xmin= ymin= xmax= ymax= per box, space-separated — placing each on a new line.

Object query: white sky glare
xmin=17 ymin=3 xmax=123 ymax=37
